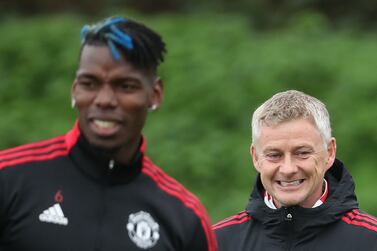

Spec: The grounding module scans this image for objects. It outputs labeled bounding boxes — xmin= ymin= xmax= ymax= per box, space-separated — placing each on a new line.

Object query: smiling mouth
xmin=93 ymin=119 xmax=118 ymax=129
xmin=90 ymin=119 xmax=122 ymax=137
xmin=278 ymin=179 xmax=305 ymax=187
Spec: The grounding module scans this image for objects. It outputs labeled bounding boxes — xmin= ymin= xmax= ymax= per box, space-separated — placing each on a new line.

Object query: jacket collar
xmin=67 ymin=122 xmax=144 ymax=185
xmin=246 ymin=159 xmax=358 ymax=238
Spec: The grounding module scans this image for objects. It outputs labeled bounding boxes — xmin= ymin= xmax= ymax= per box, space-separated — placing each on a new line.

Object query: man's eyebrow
xmin=292 ymin=147 xmax=317 ymax=155
xmin=76 ymin=73 xmax=98 ymax=79
xmin=112 ymin=76 xmax=138 ymax=81
xmin=76 ymin=74 xmax=143 ymax=85
xmin=111 ymin=76 xmax=143 ymax=84
xmin=293 ymin=145 xmax=313 ymax=151
xmin=262 ymin=147 xmax=281 ymax=153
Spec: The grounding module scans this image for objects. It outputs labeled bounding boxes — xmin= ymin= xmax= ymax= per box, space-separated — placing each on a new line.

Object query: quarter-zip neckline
xmin=70 ymin=134 xmax=143 ymax=185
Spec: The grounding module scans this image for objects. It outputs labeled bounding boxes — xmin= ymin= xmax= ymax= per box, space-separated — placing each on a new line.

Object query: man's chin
xmin=275 ymin=197 xmax=302 ymax=208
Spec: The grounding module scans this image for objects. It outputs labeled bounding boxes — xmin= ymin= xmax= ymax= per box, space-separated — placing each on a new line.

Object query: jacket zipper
xmin=95 ymin=160 xmax=114 ymax=250
xmin=283 ymin=207 xmax=295 ymax=251
xmin=109 ymin=159 xmax=115 ymax=170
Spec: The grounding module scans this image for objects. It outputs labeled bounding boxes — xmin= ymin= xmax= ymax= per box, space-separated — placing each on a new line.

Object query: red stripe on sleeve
xmin=342 ymin=215 xmax=377 ymax=232
xmin=65 ymin=121 xmax=81 ymax=150
xmin=353 ymin=210 xmax=377 ymax=224
xmin=142 ymin=158 xmax=202 ymax=210
xmin=0 ymin=135 xmax=65 ymax=157
xmin=0 ymin=149 xmax=69 ymax=169
xmin=212 ymin=211 xmax=251 ymax=230
xmin=342 ymin=209 xmax=377 ymax=233
xmin=0 ymin=143 xmax=66 ymax=161
xmin=142 ymin=157 xmax=217 ymax=251
xmin=0 ymin=123 xmax=80 ymax=170
xmin=212 ymin=215 xmax=251 ymax=230
xmin=212 ymin=211 xmax=248 ymax=227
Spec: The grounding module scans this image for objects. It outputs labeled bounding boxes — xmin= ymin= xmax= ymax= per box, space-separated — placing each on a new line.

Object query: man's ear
xmin=251 ymin=144 xmax=261 ymax=173
xmin=325 ymin=137 xmax=337 ymax=171
xmin=150 ymin=77 xmax=163 ymax=110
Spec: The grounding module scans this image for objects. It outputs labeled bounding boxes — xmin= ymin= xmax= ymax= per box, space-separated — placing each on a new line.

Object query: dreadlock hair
xmin=80 ymin=16 xmax=167 ymax=74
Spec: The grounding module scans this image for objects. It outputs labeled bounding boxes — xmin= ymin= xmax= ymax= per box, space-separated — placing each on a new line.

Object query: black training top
xmin=213 ymin=159 xmax=377 ymax=251
xmin=0 ymin=122 xmax=217 ymax=251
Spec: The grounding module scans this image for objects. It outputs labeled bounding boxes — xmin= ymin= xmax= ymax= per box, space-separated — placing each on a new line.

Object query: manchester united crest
xmin=127 ymin=211 xmax=160 ymax=249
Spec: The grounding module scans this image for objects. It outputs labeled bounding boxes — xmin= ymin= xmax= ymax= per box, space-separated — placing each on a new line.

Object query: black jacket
xmin=214 ymin=159 xmax=377 ymax=250
xmin=0 ymin=123 xmax=217 ymax=251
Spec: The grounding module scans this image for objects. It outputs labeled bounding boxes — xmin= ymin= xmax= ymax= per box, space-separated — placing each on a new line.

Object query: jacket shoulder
xmin=213 ymin=211 xmax=252 ymax=251
xmin=213 ymin=210 xmax=251 ymax=231
xmin=141 ymin=156 xmax=217 ymax=251
xmin=141 ymin=157 xmax=203 ymax=208
xmin=0 ymin=126 xmax=79 ymax=170
xmin=341 ymin=209 xmax=377 ymax=234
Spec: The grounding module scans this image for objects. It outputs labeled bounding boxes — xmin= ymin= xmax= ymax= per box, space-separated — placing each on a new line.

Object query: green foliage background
xmin=1 ymin=12 xmax=377 ymax=223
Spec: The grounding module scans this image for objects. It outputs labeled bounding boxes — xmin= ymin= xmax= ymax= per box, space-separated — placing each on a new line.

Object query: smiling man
xmin=0 ymin=16 xmax=217 ymax=251
xmin=213 ymin=90 xmax=377 ymax=250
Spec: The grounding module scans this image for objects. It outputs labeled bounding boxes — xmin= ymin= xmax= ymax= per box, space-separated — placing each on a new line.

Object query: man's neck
xmin=81 ymin=134 xmax=142 ymax=166
xmin=110 ymin=137 xmax=142 ymax=165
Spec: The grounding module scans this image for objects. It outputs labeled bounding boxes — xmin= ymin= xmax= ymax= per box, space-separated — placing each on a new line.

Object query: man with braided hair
xmin=0 ymin=16 xmax=217 ymax=251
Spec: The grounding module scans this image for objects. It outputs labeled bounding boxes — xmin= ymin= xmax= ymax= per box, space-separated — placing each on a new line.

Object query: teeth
xmin=280 ymin=180 xmax=303 ymax=187
xmin=93 ymin=120 xmax=116 ymax=129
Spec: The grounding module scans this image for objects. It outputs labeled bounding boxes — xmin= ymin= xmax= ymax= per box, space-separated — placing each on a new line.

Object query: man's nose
xmin=279 ymin=154 xmax=298 ymax=175
xmin=94 ymin=84 xmax=117 ymax=107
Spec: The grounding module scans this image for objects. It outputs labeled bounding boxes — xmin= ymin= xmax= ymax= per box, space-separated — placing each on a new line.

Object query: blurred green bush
xmin=1 ymin=12 xmax=377 ymax=222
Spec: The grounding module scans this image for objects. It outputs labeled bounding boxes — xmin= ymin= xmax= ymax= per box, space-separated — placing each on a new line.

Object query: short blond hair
xmin=251 ymin=90 xmax=332 ymax=146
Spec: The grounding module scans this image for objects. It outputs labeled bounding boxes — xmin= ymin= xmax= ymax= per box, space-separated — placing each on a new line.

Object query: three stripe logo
xmin=39 ymin=203 xmax=69 ymax=226
xmin=342 ymin=209 xmax=377 ymax=232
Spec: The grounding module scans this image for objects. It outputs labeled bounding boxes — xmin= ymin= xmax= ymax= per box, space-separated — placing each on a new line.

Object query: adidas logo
xmin=39 ymin=203 xmax=69 ymax=226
